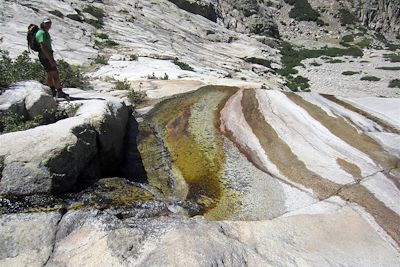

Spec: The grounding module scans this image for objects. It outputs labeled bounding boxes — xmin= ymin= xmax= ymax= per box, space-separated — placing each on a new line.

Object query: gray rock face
xmin=358 ymin=0 xmax=400 ymax=37
xmin=5 ymin=206 xmax=397 ymax=267
xmin=219 ymin=0 xmax=280 ymax=38
xmin=0 ymin=83 xmax=129 ymax=195
xmin=0 ymin=211 xmax=61 ymax=267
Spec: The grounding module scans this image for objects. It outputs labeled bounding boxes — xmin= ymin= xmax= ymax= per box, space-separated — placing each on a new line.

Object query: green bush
xmin=0 ymin=108 xmax=68 ymax=133
xmin=277 ymin=41 xmax=363 ymax=77
xmin=360 ymin=76 xmax=381 ymax=81
xmin=376 ymin=66 xmax=400 ymax=70
xmin=0 ymin=51 xmax=89 ymax=90
xmin=147 ymin=72 xmax=169 ymax=80
xmin=57 ymin=60 xmax=90 ymax=88
xmin=82 ymin=5 xmax=105 ymax=19
xmin=127 ymin=89 xmax=146 ymax=105
xmin=288 ymin=0 xmax=320 ymax=22
xmin=342 ymin=71 xmax=359 ymax=75
xmin=326 ymin=59 xmax=345 ymax=63
xmin=342 ymin=34 xmax=354 ymax=43
xmin=389 ymin=79 xmax=400 ymax=88
xmin=356 ymin=38 xmax=372 ymax=48
xmin=66 ymin=14 xmax=84 ymax=22
xmin=286 ymin=75 xmax=310 ymax=91
xmin=384 ymin=53 xmax=400 ymax=62
xmin=95 ymin=33 xmax=109 ymax=39
xmin=86 ymin=19 xmax=103 ymax=29
xmin=172 ymin=58 xmax=194 ymax=71
xmin=94 ymin=55 xmax=108 ymax=65
xmin=49 ymin=10 xmax=64 ymax=18
xmin=0 ymin=51 xmax=42 ymax=89
xmin=113 ymin=80 xmax=131 ymax=90
xmin=338 ymin=8 xmax=358 ymax=26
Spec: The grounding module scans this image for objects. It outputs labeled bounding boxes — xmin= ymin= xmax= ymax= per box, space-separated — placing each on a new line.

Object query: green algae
xmin=138 ymin=86 xmax=240 ymax=219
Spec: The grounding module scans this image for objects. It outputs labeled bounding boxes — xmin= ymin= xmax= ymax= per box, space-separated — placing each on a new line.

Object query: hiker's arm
xmin=39 ymin=44 xmax=56 ymax=66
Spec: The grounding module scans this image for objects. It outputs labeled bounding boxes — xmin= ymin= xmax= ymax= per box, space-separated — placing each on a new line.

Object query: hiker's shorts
xmin=38 ymin=54 xmax=58 ymax=72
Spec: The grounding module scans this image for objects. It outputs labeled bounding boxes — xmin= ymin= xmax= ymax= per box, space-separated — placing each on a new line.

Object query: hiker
xmin=35 ymin=16 xmax=69 ymax=99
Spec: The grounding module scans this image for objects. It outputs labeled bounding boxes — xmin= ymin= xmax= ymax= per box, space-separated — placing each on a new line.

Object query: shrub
xmin=287 ymin=75 xmax=310 ymax=91
xmin=172 ymin=58 xmax=194 ymax=71
xmin=384 ymin=53 xmax=400 ymax=63
xmin=376 ymin=66 xmax=400 ymax=70
xmin=129 ymin=54 xmax=138 ymax=61
xmin=86 ymin=19 xmax=103 ymax=29
xmin=356 ymin=38 xmax=372 ymax=48
xmin=360 ymin=76 xmax=381 ymax=81
xmin=338 ymin=8 xmax=358 ymax=26
xmin=94 ymin=55 xmax=108 ymax=65
xmin=127 ymin=89 xmax=146 ymax=105
xmin=0 ymin=51 xmax=42 ymax=89
xmin=389 ymin=79 xmax=400 ymax=88
xmin=310 ymin=62 xmax=321 ymax=66
xmin=66 ymin=14 xmax=84 ymax=22
xmin=342 ymin=34 xmax=354 ymax=43
xmin=95 ymin=40 xmax=118 ymax=49
xmin=0 ymin=108 xmax=68 ymax=133
xmin=49 ymin=10 xmax=64 ymax=18
xmin=113 ymin=80 xmax=131 ymax=90
xmin=288 ymin=0 xmax=320 ymax=22
xmin=146 ymin=72 xmax=169 ymax=80
xmin=326 ymin=59 xmax=345 ymax=63
xmin=95 ymin=33 xmax=109 ymax=39
xmin=57 ymin=60 xmax=90 ymax=88
xmin=82 ymin=5 xmax=105 ymax=19
xmin=342 ymin=71 xmax=360 ymax=75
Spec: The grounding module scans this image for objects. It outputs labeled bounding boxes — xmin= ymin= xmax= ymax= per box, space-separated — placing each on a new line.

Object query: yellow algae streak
xmin=138 ymin=85 xmax=239 ymax=219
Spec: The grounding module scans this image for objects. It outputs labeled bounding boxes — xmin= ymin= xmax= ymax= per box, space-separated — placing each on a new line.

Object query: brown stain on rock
xmin=337 ymin=158 xmax=363 ymax=181
xmin=287 ymin=92 xmax=399 ymax=181
xmin=241 ymin=89 xmax=341 ymax=199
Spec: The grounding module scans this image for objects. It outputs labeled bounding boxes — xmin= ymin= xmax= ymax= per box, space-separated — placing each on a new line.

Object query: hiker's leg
xmin=45 ymin=71 xmax=54 ymax=88
xmin=48 ymin=70 xmax=62 ymax=91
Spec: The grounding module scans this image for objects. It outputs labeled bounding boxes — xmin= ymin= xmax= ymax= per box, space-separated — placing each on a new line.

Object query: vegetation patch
xmin=384 ymin=53 xmax=400 ymax=63
xmin=326 ymin=59 xmax=345 ymax=63
xmin=342 ymin=34 xmax=355 ymax=43
xmin=49 ymin=10 xmax=64 ymax=18
xmin=356 ymin=38 xmax=372 ymax=48
xmin=310 ymin=61 xmax=321 ymax=66
xmin=172 ymin=58 xmax=194 ymax=71
xmin=286 ymin=75 xmax=310 ymax=92
xmin=285 ymin=0 xmax=320 ymax=22
xmin=86 ymin=19 xmax=103 ymax=29
xmin=376 ymin=66 xmax=400 ymax=71
xmin=82 ymin=5 xmax=105 ymax=19
xmin=95 ymin=39 xmax=119 ymax=49
xmin=360 ymin=76 xmax=381 ymax=81
xmin=0 ymin=108 xmax=68 ymax=133
xmin=113 ymin=80 xmax=131 ymax=90
xmin=342 ymin=71 xmax=360 ymax=75
xmin=147 ymin=72 xmax=169 ymax=80
xmin=338 ymin=8 xmax=358 ymax=26
xmin=277 ymin=42 xmax=363 ymax=91
xmin=127 ymin=89 xmax=147 ymax=105
xmin=375 ymin=32 xmax=400 ymax=51
xmin=95 ymin=33 xmax=109 ymax=39
xmin=66 ymin=14 xmax=84 ymax=22
xmin=94 ymin=55 xmax=108 ymax=65
xmin=389 ymin=79 xmax=400 ymax=88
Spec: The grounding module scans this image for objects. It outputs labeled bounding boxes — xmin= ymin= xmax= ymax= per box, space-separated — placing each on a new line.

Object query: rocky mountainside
xmin=0 ymin=0 xmax=399 ymax=266
xmin=358 ymin=0 xmax=400 ymax=37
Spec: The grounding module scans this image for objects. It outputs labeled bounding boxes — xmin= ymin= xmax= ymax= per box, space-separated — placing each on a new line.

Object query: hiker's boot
xmin=56 ymin=91 xmax=70 ymax=100
xmin=50 ymin=87 xmax=56 ymax=97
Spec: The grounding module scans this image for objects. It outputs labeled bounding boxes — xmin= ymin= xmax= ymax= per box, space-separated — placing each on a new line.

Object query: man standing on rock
xmin=36 ymin=16 xmax=69 ymax=99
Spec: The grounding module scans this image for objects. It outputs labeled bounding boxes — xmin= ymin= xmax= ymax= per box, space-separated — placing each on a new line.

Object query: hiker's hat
xmin=42 ymin=16 xmax=52 ymax=23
